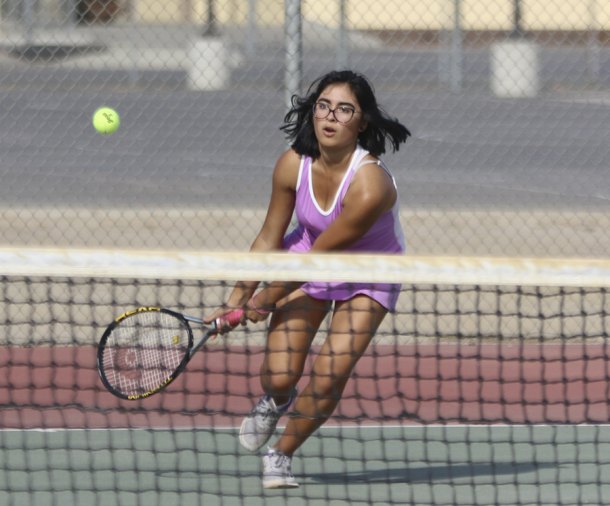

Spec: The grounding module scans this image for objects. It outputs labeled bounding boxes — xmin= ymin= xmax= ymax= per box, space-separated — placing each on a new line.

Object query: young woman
xmin=205 ymin=70 xmax=410 ymax=489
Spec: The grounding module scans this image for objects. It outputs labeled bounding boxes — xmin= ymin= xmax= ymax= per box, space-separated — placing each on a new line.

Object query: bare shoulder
xmin=346 ymin=155 xmax=397 ymax=209
xmin=272 ymin=148 xmax=302 ymax=189
xmin=353 ymin=155 xmax=394 ymax=189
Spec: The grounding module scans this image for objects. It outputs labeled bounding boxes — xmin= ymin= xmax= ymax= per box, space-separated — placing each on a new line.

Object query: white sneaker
xmin=262 ymin=448 xmax=299 ymax=489
xmin=239 ymin=391 xmax=295 ymax=452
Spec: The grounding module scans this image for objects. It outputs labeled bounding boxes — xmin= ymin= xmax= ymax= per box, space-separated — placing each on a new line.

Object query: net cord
xmin=0 ymin=247 xmax=609 ymax=287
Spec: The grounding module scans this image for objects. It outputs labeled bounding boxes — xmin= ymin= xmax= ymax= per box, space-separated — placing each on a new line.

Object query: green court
xmin=3 ymin=425 xmax=610 ymax=506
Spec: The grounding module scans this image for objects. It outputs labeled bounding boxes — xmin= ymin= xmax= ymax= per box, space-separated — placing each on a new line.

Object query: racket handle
xmin=215 ymin=308 xmax=244 ymax=333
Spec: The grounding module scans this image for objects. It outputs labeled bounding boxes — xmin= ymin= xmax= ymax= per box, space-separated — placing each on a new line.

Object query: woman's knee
xmin=261 ymin=367 xmax=299 ymax=396
xmin=308 ymin=373 xmax=348 ymax=407
xmin=295 ymin=382 xmax=343 ymax=421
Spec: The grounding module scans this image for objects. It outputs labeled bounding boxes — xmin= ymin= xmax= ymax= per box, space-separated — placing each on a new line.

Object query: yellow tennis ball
xmin=92 ymin=107 xmax=120 ymax=135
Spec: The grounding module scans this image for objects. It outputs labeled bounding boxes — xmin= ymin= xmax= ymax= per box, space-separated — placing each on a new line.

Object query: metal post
xmin=203 ymin=0 xmax=218 ymax=36
xmin=285 ymin=0 xmax=302 ymax=111
xmin=246 ymin=0 xmax=258 ymax=57
xmin=336 ymin=0 xmax=348 ymax=69
xmin=510 ymin=0 xmax=523 ymax=38
xmin=450 ymin=0 xmax=463 ymax=93
xmin=588 ymin=0 xmax=601 ymax=83
xmin=23 ymin=0 xmax=35 ymax=44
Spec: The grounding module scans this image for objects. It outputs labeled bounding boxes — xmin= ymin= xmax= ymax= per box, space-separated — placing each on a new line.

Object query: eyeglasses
xmin=313 ymin=102 xmax=360 ymax=124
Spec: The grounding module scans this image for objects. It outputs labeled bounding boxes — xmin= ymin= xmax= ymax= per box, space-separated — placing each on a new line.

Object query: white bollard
xmin=490 ymin=39 xmax=540 ymax=98
xmin=187 ymin=36 xmax=229 ymax=91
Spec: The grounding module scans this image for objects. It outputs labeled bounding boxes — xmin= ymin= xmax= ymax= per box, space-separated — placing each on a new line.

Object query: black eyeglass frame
xmin=313 ymin=102 xmax=361 ymax=124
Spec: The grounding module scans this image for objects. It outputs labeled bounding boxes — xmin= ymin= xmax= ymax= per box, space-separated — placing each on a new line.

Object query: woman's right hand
xmin=203 ymin=306 xmax=246 ymax=334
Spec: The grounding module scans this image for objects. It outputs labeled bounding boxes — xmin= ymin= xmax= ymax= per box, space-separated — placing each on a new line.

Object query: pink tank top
xmin=282 ymin=146 xmax=405 ymax=311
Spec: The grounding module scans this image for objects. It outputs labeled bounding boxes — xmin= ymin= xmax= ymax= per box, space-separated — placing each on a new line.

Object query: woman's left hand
xmin=244 ymin=298 xmax=274 ymax=323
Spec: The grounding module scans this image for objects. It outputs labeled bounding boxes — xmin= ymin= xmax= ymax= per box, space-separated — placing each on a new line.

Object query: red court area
xmin=2 ymin=343 xmax=610 ymax=429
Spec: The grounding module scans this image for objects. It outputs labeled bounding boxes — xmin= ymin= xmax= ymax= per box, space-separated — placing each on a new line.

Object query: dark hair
xmin=280 ymin=70 xmax=410 ymax=158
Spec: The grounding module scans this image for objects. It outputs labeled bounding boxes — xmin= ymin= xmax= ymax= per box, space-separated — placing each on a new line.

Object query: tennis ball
xmin=92 ymin=107 xmax=120 ymax=135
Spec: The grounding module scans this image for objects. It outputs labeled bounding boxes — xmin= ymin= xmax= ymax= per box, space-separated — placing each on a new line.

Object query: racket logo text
xmin=116 ymin=306 xmax=160 ymax=322
xmin=126 ymin=375 xmax=174 ymax=400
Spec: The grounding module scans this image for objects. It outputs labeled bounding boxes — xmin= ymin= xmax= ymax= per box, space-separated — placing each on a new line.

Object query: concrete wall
xmin=131 ymin=0 xmax=610 ymax=32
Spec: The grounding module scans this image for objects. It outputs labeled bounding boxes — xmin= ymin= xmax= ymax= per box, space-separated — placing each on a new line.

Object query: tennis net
xmin=1 ymin=247 xmax=610 ymax=506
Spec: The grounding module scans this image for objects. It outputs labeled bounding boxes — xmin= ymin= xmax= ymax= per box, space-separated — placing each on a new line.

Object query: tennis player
xmin=206 ymin=70 xmax=410 ymax=489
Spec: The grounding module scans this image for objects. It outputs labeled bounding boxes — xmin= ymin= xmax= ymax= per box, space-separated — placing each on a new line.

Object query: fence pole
xmin=23 ymin=0 xmax=35 ymax=44
xmin=285 ymin=0 xmax=303 ymax=111
xmin=510 ymin=0 xmax=523 ymax=38
xmin=588 ymin=0 xmax=601 ymax=83
xmin=203 ymin=0 xmax=218 ymax=36
xmin=450 ymin=0 xmax=463 ymax=93
xmin=246 ymin=0 xmax=258 ymax=57
xmin=336 ymin=0 xmax=349 ymax=69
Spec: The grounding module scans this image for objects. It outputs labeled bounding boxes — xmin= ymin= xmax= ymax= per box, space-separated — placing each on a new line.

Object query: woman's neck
xmin=317 ymin=144 xmax=357 ymax=172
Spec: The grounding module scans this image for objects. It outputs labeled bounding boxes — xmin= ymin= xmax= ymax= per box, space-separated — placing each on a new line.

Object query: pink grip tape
xmin=215 ymin=308 xmax=244 ymax=332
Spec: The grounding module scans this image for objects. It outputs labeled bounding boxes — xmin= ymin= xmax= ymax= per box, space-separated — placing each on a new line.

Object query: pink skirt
xmin=283 ymin=227 xmax=401 ymax=312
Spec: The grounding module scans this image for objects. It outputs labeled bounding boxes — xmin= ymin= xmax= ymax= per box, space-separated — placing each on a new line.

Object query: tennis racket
xmin=97 ymin=306 xmax=244 ymax=400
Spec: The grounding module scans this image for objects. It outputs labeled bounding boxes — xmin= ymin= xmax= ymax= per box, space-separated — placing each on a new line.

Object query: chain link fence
xmin=1 ymin=0 xmax=609 ymax=256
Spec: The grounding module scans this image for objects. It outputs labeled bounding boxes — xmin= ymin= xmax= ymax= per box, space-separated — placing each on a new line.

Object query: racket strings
xmin=104 ymin=311 xmax=190 ymax=397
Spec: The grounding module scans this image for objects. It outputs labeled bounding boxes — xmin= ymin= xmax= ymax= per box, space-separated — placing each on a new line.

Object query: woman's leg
xmin=261 ymin=289 xmax=330 ymax=404
xmin=273 ymin=295 xmax=388 ymax=456
xmin=239 ymin=289 xmax=328 ymax=453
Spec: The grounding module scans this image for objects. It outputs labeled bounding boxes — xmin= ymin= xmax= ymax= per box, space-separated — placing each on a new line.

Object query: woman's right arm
xmin=205 ymin=149 xmax=300 ymax=319
xmin=248 ymin=148 xmax=300 ymax=253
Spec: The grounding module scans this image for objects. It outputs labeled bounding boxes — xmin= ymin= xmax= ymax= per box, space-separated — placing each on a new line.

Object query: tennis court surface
xmin=2 ymin=249 xmax=610 ymax=505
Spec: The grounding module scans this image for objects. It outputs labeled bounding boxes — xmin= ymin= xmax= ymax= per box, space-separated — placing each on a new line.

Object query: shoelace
xmin=269 ymin=452 xmax=291 ymax=471
xmin=251 ymin=399 xmax=275 ymax=419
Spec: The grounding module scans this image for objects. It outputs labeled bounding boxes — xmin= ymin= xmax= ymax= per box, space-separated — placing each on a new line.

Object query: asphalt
xmin=0 ymin=22 xmax=609 ymax=256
